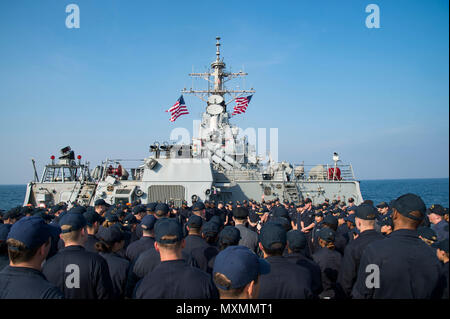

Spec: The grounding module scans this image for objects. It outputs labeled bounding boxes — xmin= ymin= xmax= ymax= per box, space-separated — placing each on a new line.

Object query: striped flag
xmin=166 ymin=95 xmax=189 ymax=122
xmin=232 ymin=95 xmax=253 ymax=116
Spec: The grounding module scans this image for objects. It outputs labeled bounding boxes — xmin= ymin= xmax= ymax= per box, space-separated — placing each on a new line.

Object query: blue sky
xmin=0 ymin=0 xmax=448 ymax=184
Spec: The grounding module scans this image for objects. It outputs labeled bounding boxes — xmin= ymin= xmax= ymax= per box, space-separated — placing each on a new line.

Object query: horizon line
xmin=0 ymin=176 xmax=449 ymax=186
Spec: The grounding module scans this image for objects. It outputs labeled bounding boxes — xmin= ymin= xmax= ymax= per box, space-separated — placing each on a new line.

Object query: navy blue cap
xmin=83 ymin=210 xmax=102 ymax=226
xmin=192 ymin=202 xmax=206 ymax=211
xmin=218 ymin=226 xmax=241 ymax=246
xmin=213 ymin=245 xmax=270 ymax=290
xmin=417 ymin=226 xmax=437 ymax=242
xmin=154 ymin=218 xmax=183 ymax=244
xmin=380 ymin=215 xmax=393 ymax=227
xmin=376 ymin=202 xmax=389 ymax=209
xmin=33 ymin=210 xmax=53 ymax=222
xmin=259 ymin=222 xmax=287 ymax=249
xmin=391 ymin=193 xmax=426 ymax=221
xmin=428 ymin=204 xmax=445 ymax=216
xmin=97 ymin=226 xmax=125 ymax=243
xmin=337 ymin=212 xmax=347 ymax=219
xmin=187 ymin=215 xmax=203 ymax=228
xmin=105 ymin=212 xmax=119 ymax=223
xmin=20 ymin=206 xmax=33 ymax=216
xmin=315 ymin=211 xmax=324 ymax=218
xmin=209 ymin=215 xmax=223 ymax=226
xmin=323 ymin=215 xmax=338 ymax=226
xmin=68 ymin=206 xmax=86 ymax=214
xmin=155 ymin=203 xmax=169 ymax=215
xmin=0 ymin=224 xmax=12 ymax=242
xmin=272 ymin=206 xmax=289 ymax=219
xmin=123 ymin=214 xmax=138 ymax=225
xmin=114 ymin=209 xmax=126 ymax=218
xmin=59 ymin=213 xmax=87 ymax=233
xmin=268 ymin=216 xmax=291 ymax=232
xmin=345 ymin=214 xmax=356 ymax=223
xmin=347 ymin=206 xmax=357 ymax=212
xmin=355 ymin=204 xmax=377 ymax=220
xmin=50 ymin=204 xmax=66 ymax=215
xmin=146 ymin=202 xmax=157 ymax=212
xmin=95 ymin=199 xmax=107 ymax=206
xmin=202 ymin=221 xmax=220 ymax=235
xmin=3 ymin=207 xmax=22 ymax=220
xmin=232 ymin=207 xmax=248 ymax=219
xmin=317 ymin=228 xmax=335 ymax=242
xmin=132 ymin=205 xmax=146 ymax=215
xmin=432 ymin=238 xmax=449 ymax=253
xmin=140 ymin=215 xmax=157 ymax=231
xmin=7 ymin=216 xmax=59 ymax=249
xmin=286 ymin=230 xmax=307 ymax=250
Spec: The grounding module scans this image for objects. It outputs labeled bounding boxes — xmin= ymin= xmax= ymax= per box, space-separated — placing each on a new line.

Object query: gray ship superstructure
xmin=24 ymin=37 xmax=364 ymax=207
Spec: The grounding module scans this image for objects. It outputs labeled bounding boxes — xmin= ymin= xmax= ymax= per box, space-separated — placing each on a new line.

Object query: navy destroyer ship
xmin=24 ymin=37 xmax=364 ymax=207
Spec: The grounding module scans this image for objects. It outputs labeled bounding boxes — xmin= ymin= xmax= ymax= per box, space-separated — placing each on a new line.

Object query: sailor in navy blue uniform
xmin=433 ymin=239 xmax=449 ymax=299
xmin=233 ymin=207 xmax=258 ymax=253
xmin=212 ymin=245 xmax=270 ymax=299
xmin=352 ymin=193 xmax=443 ymax=299
xmin=312 ymin=228 xmax=342 ymax=299
xmin=183 ymin=215 xmax=208 ymax=256
xmin=257 ymin=222 xmax=314 ymax=299
xmin=204 ymin=226 xmax=242 ymax=272
xmin=214 ymin=201 xmax=227 ymax=225
xmin=134 ymin=202 xmax=156 ymax=240
xmin=94 ymin=199 xmax=108 ymax=217
xmin=428 ymin=204 xmax=449 ymax=241
xmin=180 ymin=200 xmax=191 ymax=220
xmin=375 ymin=202 xmax=391 ymax=233
xmin=122 ymin=213 xmax=139 ymax=244
xmin=285 ymin=230 xmax=322 ymax=296
xmin=337 ymin=204 xmax=385 ymax=298
xmin=225 ymin=202 xmax=234 ymax=226
xmin=82 ymin=209 xmax=102 ymax=253
xmin=190 ymin=201 xmax=207 ymax=220
xmin=188 ymin=221 xmax=220 ymax=273
xmin=0 ymin=224 xmax=12 ymax=271
xmin=298 ymin=198 xmax=315 ymax=243
xmin=125 ymin=215 xmax=156 ymax=262
xmin=0 ymin=216 xmax=64 ymax=299
xmin=134 ymin=218 xmax=218 ymax=299
xmin=154 ymin=203 xmax=170 ymax=219
xmin=379 ymin=215 xmax=393 ymax=236
xmin=131 ymin=205 xmax=146 ymax=225
xmin=310 ymin=211 xmax=324 ymax=248
xmin=95 ymin=225 xmax=130 ymax=299
xmin=417 ymin=226 xmax=438 ymax=247
xmin=42 ymin=212 xmax=114 ymax=299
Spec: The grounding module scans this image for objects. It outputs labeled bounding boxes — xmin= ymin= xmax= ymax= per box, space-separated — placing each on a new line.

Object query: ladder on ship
xmin=284 ymin=182 xmax=302 ymax=204
xmin=73 ymin=182 xmax=97 ymax=206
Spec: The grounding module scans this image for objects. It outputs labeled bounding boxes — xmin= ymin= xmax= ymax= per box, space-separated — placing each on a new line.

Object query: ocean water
xmin=359 ymin=178 xmax=449 ymax=208
xmin=0 ymin=178 xmax=448 ymax=211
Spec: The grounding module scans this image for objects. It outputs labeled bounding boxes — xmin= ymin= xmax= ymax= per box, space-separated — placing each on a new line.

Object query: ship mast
xmin=182 ymin=37 xmax=255 ymax=106
xmin=181 ymin=37 xmax=257 ymax=171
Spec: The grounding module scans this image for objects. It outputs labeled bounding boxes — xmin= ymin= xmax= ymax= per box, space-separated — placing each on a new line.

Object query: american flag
xmin=166 ymin=95 xmax=189 ymax=122
xmin=232 ymin=95 xmax=253 ymax=116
